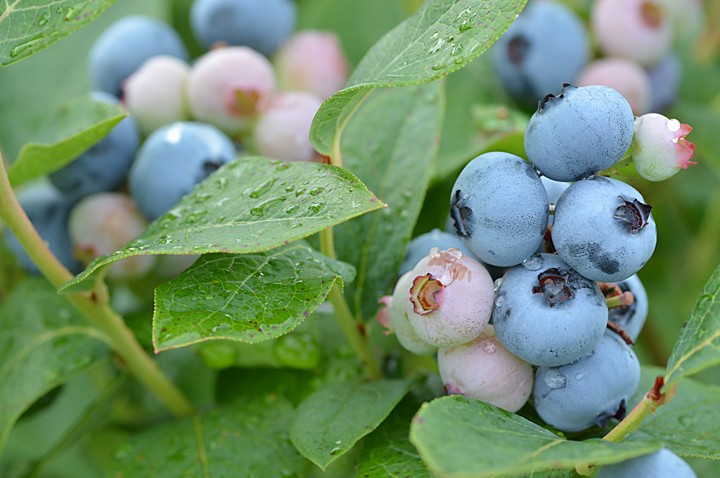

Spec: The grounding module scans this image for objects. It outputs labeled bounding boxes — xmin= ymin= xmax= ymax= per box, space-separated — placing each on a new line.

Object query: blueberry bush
xmin=1 ymin=0 xmax=719 ymax=477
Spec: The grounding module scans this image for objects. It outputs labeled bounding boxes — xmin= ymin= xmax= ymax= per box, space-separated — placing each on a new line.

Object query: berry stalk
xmin=0 ymin=152 xmax=194 ymax=417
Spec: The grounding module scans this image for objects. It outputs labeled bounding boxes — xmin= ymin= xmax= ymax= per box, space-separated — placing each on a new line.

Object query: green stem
xmin=603 ymin=375 xmax=675 ymax=443
xmin=328 ymin=285 xmax=381 ymax=380
xmin=0 ymin=154 xmax=194 ymax=417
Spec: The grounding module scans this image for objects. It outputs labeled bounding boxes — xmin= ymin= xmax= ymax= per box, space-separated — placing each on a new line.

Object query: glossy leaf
xmin=59 ymin=157 xmax=382 ymax=293
xmin=0 ymin=0 xmax=115 ymax=66
xmin=310 ymin=0 xmax=528 ymax=154
xmin=153 ymin=242 xmax=354 ymax=351
xmin=110 ymin=395 xmax=311 ymax=477
xmin=357 ymin=400 xmax=433 ymax=478
xmin=628 ymin=366 xmax=720 ymax=461
xmin=0 ymin=279 xmax=107 ymax=451
xmin=410 ymin=395 xmax=662 ymax=478
xmin=334 ymin=82 xmax=444 ymax=320
xmin=665 ymin=262 xmax=720 ymax=385
xmin=6 ymin=95 xmax=126 ymax=185
xmin=291 ymin=378 xmax=414 ymax=469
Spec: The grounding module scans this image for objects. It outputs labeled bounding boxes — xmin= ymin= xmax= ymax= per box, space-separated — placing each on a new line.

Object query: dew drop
xmin=309 ymin=187 xmax=324 ymax=196
xmin=37 ymin=13 xmax=51 ymax=27
xmin=522 ymin=254 xmax=544 ymax=271
xmin=543 ymin=369 xmax=567 ymax=390
xmin=481 ymin=339 xmax=496 ymax=354
xmin=10 ymin=34 xmax=46 ymax=58
xmin=495 ymin=295 xmax=506 ymax=307
xmin=575 ymin=373 xmax=585 ymax=381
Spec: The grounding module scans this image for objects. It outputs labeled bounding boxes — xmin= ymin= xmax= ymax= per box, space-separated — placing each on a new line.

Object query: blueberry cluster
xmin=5 ymin=0 xmax=349 ymax=280
xmin=492 ymin=0 xmax=701 ymax=116
xmin=382 ymin=84 xmax=693 ymax=441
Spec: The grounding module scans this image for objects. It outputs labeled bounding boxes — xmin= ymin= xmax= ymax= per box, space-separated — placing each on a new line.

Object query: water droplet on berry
xmin=522 ymin=254 xmax=544 ymax=271
xmin=543 ymin=369 xmax=567 ymax=390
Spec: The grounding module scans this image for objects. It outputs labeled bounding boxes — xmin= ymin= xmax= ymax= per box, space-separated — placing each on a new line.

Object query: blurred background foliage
xmin=0 ymin=0 xmax=719 ymax=476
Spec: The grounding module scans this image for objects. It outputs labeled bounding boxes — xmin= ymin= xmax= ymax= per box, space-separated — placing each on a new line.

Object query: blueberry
xmin=4 ymin=182 xmax=81 ymax=274
xmin=128 ymin=122 xmax=236 ymax=220
xmin=533 ymin=330 xmax=641 ymax=432
xmin=49 ymin=92 xmax=139 ymax=201
xmin=592 ymin=0 xmax=671 ymax=67
xmin=190 ymin=0 xmax=296 ymax=56
xmin=492 ymin=1 xmax=589 ymax=107
xmin=88 ymin=16 xmax=188 ymax=97
xmin=596 ymin=448 xmax=697 ymax=478
xmin=438 ymin=324 xmax=534 ymax=412
xmin=602 ymin=275 xmax=648 ymax=341
xmin=394 ymin=249 xmax=494 ymax=348
xmin=647 ymin=55 xmax=680 ymax=113
xmin=552 ymin=176 xmax=657 ymax=282
xmin=577 ymin=58 xmax=652 ymax=115
xmin=275 ymin=30 xmax=349 ymax=99
xmin=253 ymin=92 xmax=322 ymax=162
xmin=450 ymin=152 xmax=548 ymax=267
xmin=399 ymin=228 xmax=476 ymax=276
xmin=387 ymin=272 xmax=437 ymax=356
xmin=68 ymin=193 xmax=155 ymax=280
xmin=493 ymin=253 xmax=608 ymax=367
xmin=525 ymin=84 xmax=635 ymax=182
xmin=186 ymin=46 xmax=276 ymax=135
xmin=124 ymin=56 xmax=190 ymax=136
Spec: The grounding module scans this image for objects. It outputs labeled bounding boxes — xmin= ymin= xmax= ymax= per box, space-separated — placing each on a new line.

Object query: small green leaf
xmin=310 ymin=0 xmax=528 ymax=155
xmin=0 ymin=0 xmax=115 ymax=66
xmin=629 ymin=366 xmax=720 ymax=460
xmin=335 ymin=82 xmax=444 ymax=320
xmin=358 ymin=399 xmax=434 ymax=478
xmin=291 ymin=378 xmax=415 ymax=469
xmin=6 ymin=95 xmax=126 ymax=185
xmin=110 ymin=395 xmax=311 ymax=477
xmin=0 ymin=279 xmax=108 ymax=451
xmin=152 ymin=242 xmax=355 ymax=352
xmin=410 ymin=395 xmax=662 ymax=478
xmin=59 ymin=157 xmax=382 ymax=293
xmin=665 ymin=263 xmax=720 ymax=386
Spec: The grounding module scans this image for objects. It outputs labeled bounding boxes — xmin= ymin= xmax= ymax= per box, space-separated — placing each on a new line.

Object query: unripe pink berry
xmin=186 ymin=46 xmax=276 ymax=135
xmin=124 ymin=56 xmax=190 ymax=136
xmin=275 ymin=30 xmax=349 ymax=99
xmin=592 ymin=0 xmax=671 ymax=67
xmin=253 ymin=92 xmax=322 ymax=162
xmin=438 ymin=324 xmax=534 ymax=412
xmin=632 ymin=113 xmax=695 ymax=181
xmin=68 ymin=193 xmax=155 ymax=280
xmin=384 ymin=273 xmax=437 ymax=355
xmin=396 ymin=248 xmax=494 ymax=348
xmin=576 ymin=58 xmax=652 ymax=115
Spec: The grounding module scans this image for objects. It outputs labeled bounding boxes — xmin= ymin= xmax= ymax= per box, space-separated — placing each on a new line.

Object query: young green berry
xmin=632 ymin=113 xmax=695 ymax=181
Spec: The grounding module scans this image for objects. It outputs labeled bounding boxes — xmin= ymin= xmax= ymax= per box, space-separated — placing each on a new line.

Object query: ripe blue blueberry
xmin=89 ymin=16 xmax=188 ymax=97
xmin=128 ymin=122 xmax=236 ymax=220
xmin=647 ymin=55 xmax=680 ymax=113
xmin=596 ymin=448 xmax=696 ymax=478
xmin=190 ymin=0 xmax=296 ymax=56
xmin=525 ymin=84 xmax=635 ymax=182
xmin=4 ymin=183 xmax=81 ymax=274
xmin=552 ymin=176 xmax=657 ymax=282
xmin=400 ymin=228 xmax=475 ymax=276
xmin=50 ymin=92 xmax=139 ymax=201
xmin=450 ymin=152 xmax=549 ymax=267
xmin=492 ymin=1 xmax=589 ymax=107
xmin=493 ymin=253 xmax=608 ymax=367
xmin=533 ymin=330 xmax=641 ymax=432
xmin=602 ymin=275 xmax=648 ymax=341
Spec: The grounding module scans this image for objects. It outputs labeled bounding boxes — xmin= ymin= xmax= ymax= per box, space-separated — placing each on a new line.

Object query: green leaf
xmin=358 ymin=399 xmax=434 ymax=478
xmin=665 ymin=263 xmax=720 ymax=386
xmin=334 ymin=82 xmax=444 ymax=320
xmin=59 ymin=157 xmax=383 ymax=293
xmin=110 ymin=395 xmax=311 ymax=477
xmin=152 ymin=242 xmax=354 ymax=352
xmin=310 ymin=0 xmax=528 ymax=155
xmin=291 ymin=378 xmax=414 ymax=469
xmin=0 ymin=0 xmax=115 ymax=66
xmin=0 ymin=279 xmax=107 ymax=451
xmin=6 ymin=95 xmax=126 ymax=185
xmin=410 ymin=395 xmax=662 ymax=478
xmin=628 ymin=366 xmax=720 ymax=460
